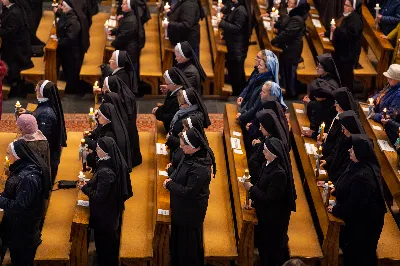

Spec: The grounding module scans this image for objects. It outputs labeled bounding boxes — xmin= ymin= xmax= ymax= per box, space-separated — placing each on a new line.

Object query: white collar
xmin=112 ymin=67 xmax=123 ymax=75
xmin=170 ymin=86 xmax=183 ymax=95
xmin=38 ymin=98 xmax=49 ymax=103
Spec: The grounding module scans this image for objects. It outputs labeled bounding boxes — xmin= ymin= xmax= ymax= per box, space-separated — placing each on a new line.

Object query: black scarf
xmin=107 ymin=75 xmax=136 ymax=117
xmin=183 ymin=88 xmax=211 ymax=128
xmin=116 ymin=50 xmax=138 ymax=94
xmin=257 ymin=109 xmax=290 ymax=151
xmin=102 ymin=92 xmax=129 ymax=126
xmin=333 ymin=87 xmax=358 ymax=114
xmin=177 ymin=41 xmax=207 ymax=82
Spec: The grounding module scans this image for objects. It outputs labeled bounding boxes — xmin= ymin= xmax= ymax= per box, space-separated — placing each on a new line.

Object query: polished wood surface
xmin=200 ymin=17 xmax=214 ymax=95
xmin=244 ymin=30 xmax=261 ymax=79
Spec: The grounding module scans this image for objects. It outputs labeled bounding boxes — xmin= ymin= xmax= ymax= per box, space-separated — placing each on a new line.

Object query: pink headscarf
xmin=16 ymin=114 xmax=47 ymax=142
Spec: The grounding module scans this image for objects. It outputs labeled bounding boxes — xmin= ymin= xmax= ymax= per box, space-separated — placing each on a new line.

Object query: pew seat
xmin=377 ymin=209 xmax=400 ymax=264
xmin=297 ymin=36 xmax=318 ymax=85
xmin=200 ymin=18 xmax=214 ymax=95
xmin=119 ymin=132 xmax=156 ymax=266
xmin=140 ymin=14 xmax=162 ymax=95
xmin=80 ymin=13 xmax=109 ymax=85
xmin=354 ymin=49 xmax=377 ymax=94
xmin=245 ymin=30 xmax=260 ymax=79
xmin=2 ymin=85 xmax=10 ymax=100
xmin=34 ymin=132 xmax=84 ymax=266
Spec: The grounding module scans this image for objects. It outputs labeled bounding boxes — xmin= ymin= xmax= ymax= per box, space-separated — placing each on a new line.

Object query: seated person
xmin=152 ymin=67 xmax=191 ymax=132
xmin=381 ymin=107 xmax=400 ymax=145
xmin=377 ymin=0 xmax=400 ymax=37
xmin=302 ymin=79 xmax=337 ymax=139
xmin=370 ymin=64 xmax=400 ymax=122
xmin=315 ymin=53 xmax=341 ymax=88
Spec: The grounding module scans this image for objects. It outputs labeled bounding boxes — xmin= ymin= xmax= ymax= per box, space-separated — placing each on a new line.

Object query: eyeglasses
xmin=344 ymin=3 xmax=353 ymax=7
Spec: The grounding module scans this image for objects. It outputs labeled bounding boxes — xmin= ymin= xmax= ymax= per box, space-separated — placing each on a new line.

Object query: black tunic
xmin=0 ymin=4 xmax=33 ymax=81
xmin=325 ymin=135 xmax=352 ymax=183
xmin=176 ymin=60 xmax=201 ymax=93
xmin=85 ymin=123 xmax=117 ymax=169
xmin=321 ymin=115 xmax=342 ymax=158
xmin=155 ymin=90 xmax=180 ymax=132
xmin=113 ymin=68 xmax=134 ymax=93
xmin=307 ymin=99 xmax=336 ymax=139
xmin=167 ymin=0 xmax=202 ymax=50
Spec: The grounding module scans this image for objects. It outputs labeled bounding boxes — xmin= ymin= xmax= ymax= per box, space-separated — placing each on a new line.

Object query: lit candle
xmin=272 ymin=7 xmax=276 ymax=13
xmin=78 ymin=171 xmax=86 ymax=182
xmin=375 ymin=4 xmax=381 ymax=30
xmin=163 ymin=17 xmax=169 ymax=39
xmin=15 ymin=101 xmax=21 ymax=109
xmin=84 ymin=130 xmax=90 ymax=137
xmin=320 ymin=122 xmax=325 ymax=138
xmin=243 ymin=169 xmax=251 ymax=209
xmin=318 ymin=146 xmax=322 ymax=155
xmin=52 ymin=0 xmax=58 ymax=7
xmin=104 ymin=20 xmax=109 ymax=28
xmin=368 ymin=98 xmax=374 ymax=106
xmin=274 ymin=9 xmax=279 ymax=21
xmin=383 ymin=107 xmax=387 ymax=118
xmin=5 ymin=156 xmax=9 ymax=166
xmin=330 ymin=19 xmax=335 ymax=40
xmin=164 ymin=2 xmax=170 ymax=10
xmin=93 ymin=81 xmax=99 ymax=105
xmin=89 ymin=107 xmax=94 ymax=115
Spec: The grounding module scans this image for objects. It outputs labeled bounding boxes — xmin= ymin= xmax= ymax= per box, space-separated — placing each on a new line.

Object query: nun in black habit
xmin=243 ymin=137 xmax=296 ymax=266
xmin=104 ymin=76 xmax=142 ymax=167
xmin=0 ymin=0 xmax=33 ymax=97
xmin=166 ymin=88 xmax=211 ymax=154
xmin=0 ymin=139 xmax=50 ymax=265
xmin=86 ymin=103 xmax=132 ymax=170
xmin=321 ymin=87 xmax=358 ymax=157
xmin=55 ymin=0 xmax=90 ymax=93
xmin=316 ymin=53 xmax=341 ymax=89
xmin=164 ymin=127 xmax=215 ymax=266
xmin=321 ymin=110 xmax=365 ymax=183
xmin=106 ymin=50 xmax=139 ymax=94
xmin=218 ymin=0 xmax=251 ymax=96
xmin=80 ymin=136 xmax=133 ymax=266
xmin=19 ymin=80 xmax=67 ymax=183
xmin=174 ymin=41 xmax=207 ymax=93
xmin=153 ymin=67 xmax=192 ymax=131
xmin=328 ymin=134 xmax=386 ymax=266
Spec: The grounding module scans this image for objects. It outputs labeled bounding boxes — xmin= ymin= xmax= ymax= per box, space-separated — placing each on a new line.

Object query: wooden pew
xmin=119 ymin=132 xmax=156 ymax=266
xmin=154 ymin=121 xmax=238 ymax=265
xmin=297 ymin=36 xmax=318 ymax=85
xmin=291 ymin=103 xmax=344 ymax=266
xmin=21 ymin=11 xmax=58 ymax=88
xmin=361 ymin=4 xmax=394 ymax=90
xmin=199 ymin=17 xmax=214 ymax=95
xmin=80 ymin=13 xmax=110 ymax=86
xmin=245 ymin=30 xmax=260 ymax=80
xmin=34 ymin=132 xmax=84 ymax=266
xmin=2 ymin=85 xmax=10 ymax=101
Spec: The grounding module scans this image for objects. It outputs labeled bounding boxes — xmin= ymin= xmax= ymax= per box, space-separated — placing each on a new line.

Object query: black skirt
xmin=170 ymin=224 xmax=204 ymax=266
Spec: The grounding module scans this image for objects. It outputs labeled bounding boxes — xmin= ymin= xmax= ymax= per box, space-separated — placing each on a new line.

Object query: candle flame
xmin=321 ymin=122 xmax=325 ymax=128
xmin=90 ymin=107 xmax=94 ymax=114
xmin=94 ymin=81 xmax=98 ymax=87
xmin=319 ymin=146 xmax=322 ymax=151
xmin=331 ymin=18 xmax=335 ymax=24
xmin=15 ymin=101 xmax=21 ymax=107
xmin=368 ymin=98 xmax=374 ymax=105
xmin=79 ymin=171 xmax=83 ymax=176
xmin=5 ymin=156 xmax=9 ymax=162
xmin=272 ymin=7 xmax=276 ymax=12
xmin=384 ymin=108 xmax=387 ymax=112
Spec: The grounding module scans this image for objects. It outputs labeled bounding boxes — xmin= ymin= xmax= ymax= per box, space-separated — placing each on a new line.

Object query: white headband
xmin=40 ymin=80 xmax=50 ymax=97
xmin=164 ymin=70 xmax=175 ymax=85
xmin=62 ymin=1 xmax=72 ymax=10
xmin=98 ymin=109 xmax=111 ymax=123
xmin=115 ymin=50 xmax=120 ymax=66
xmin=183 ymin=131 xmax=195 ymax=148
xmin=104 ymin=77 xmax=111 ymax=92
xmin=296 ymin=0 xmax=300 ymax=6
xmin=353 ymin=0 xmax=356 ymax=9
xmin=187 ymin=117 xmax=193 ymax=129
xmin=182 ymin=90 xmax=192 ymax=106
xmin=263 ymin=143 xmax=277 ymax=157
xmin=176 ymin=43 xmax=186 ymax=59
xmin=10 ymin=142 xmax=20 ymax=160
xmin=127 ymin=0 xmax=131 ymax=9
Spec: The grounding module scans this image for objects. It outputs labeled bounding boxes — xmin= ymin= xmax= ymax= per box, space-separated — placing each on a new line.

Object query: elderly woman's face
xmin=179 ymin=137 xmax=199 ymax=154
xmin=263 ymin=145 xmax=277 ymax=162
xmin=260 ymin=83 xmax=271 ymax=99
xmin=109 ymin=53 xmax=118 ymax=70
xmin=1 ymin=0 xmax=10 ymax=6
xmin=349 ymin=147 xmax=359 ymax=162
xmin=344 ymin=0 xmax=354 ymax=13
xmin=255 ymin=51 xmax=264 ymax=67
xmin=316 ymin=63 xmax=327 ymax=76
xmin=122 ymin=0 xmax=131 ymax=12
xmin=259 ymin=124 xmax=270 ymax=137
xmin=287 ymin=0 xmax=297 ymax=8
xmin=163 ymin=76 xmax=179 ymax=91
xmin=387 ymin=77 xmax=400 ymax=87
xmin=174 ymin=47 xmax=188 ymax=64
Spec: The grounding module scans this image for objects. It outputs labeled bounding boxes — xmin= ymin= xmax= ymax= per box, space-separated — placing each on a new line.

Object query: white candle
xmin=89 ymin=108 xmax=94 ymax=115
xmin=330 ymin=18 xmax=335 ymax=40
xmin=163 ymin=17 xmax=169 ymax=39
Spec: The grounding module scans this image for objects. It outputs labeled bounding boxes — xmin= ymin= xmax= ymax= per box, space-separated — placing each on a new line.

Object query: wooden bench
xmin=80 ymin=13 xmax=110 ymax=86
xmin=34 ymin=132 xmax=83 ymax=266
xmin=21 ymin=11 xmax=58 ymax=88
xmin=224 ymin=103 xmax=323 ymax=265
xmin=361 ymin=4 xmax=393 ymax=90
xmin=119 ymin=132 xmax=156 ymax=266
xmin=199 ymin=17 xmax=214 ymax=95
xmin=153 ymin=121 xmax=238 ymax=265
xmin=2 ymin=85 xmax=10 ymax=100
xmin=291 ymin=103 xmax=344 ymax=266
xmin=245 ymin=30 xmax=260 ymax=79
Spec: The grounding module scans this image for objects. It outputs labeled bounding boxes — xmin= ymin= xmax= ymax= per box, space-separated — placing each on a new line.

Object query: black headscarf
xmin=264 ymin=137 xmax=296 ymax=211
xmin=41 ymin=80 xmax=67 ymax=147
xmin=97 ymin=136 xmax=133 ymax=211
xmin=164 ymin=67 xmax=192 ymax=89
xmin=11 ymin=139 xmax=51 ymax=199
xmin=105 ymin=75 xmax=136 ymax=117
xmin=63 ymin=0 xmax=90 ymax=52
xmin=333 ymin=87 xmax=358 ymax=114
xmin=183 ymin=115 xmax=204 ymax=133
xmin=176 ymin=41 xmax=207 ymax=82
xmin=102 ymin=92 xmax=129 ymax=126
xmin=308 ymin=78 xmax=335 ymax=99
xmin=261 ymin=96 xmax=289 ymax=143
xmin=114 ymin=50 xmax=138 ymax=94
xmin=317 ymin=53 xmax=341 ymax=86
xmin=182 ymin=127 xmax=216 ymax=177
xmin=339 ymin=110 xmax=365 ymax=134
xmin=99 ymin=103 xmax=132 ymax=169
xmin=256 ymin=109 xmax=290 ymax=150
xmin=182 ymin=88 xmax=211 ymax=128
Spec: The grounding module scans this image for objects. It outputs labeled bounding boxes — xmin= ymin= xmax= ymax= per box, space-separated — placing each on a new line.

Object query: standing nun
xmin=218 ymin=0 xmax=251 ymax=96
xmin=104 ymin=76 xmax=142 ymax=166
xmin=243 ymin=137 xmax=296 ymax=266
xmin=174 ymin=41 xmax=207 ymax=93
xmin=80 ymin=136 xmax=133 ymax=266
xmin=0 ymin=139 xmax=50 ymax=265
xmin=152 ymin=67 xmax=193 ymax=131
xmin=163 ymin=127 xmax=216 ymax=266
xmin=328 ymin=134 xmax=386 ymax=266
xmin=19 ymin=80 xmax=67 ymax=182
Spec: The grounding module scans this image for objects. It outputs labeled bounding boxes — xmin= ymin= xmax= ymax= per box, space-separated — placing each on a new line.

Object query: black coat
xmin=113 ymin=68 xmax=136 ymax=94
xmin=166 ymin=150 xmax=212 ymax=228
xmin=82 ymin=163 xmax=120 ymax=230
xmin=332 ymin=12 xmax=363 ymax=66
xmin=56 ymin=11 xmax=82 ymax=49
xmin=325 ymin=136 xmax=351 ymax=183
xmin=176 ymin=61 xmax=201 ymax=93
xmin=155 ymin=90 xmax=180 ymax=132
xmin=0 ymin=161 xmax=45 ymax=249
xmin=111 ymin=11 xmax=143 ymax=64
xmin=167 ymin=0 xmax=202 ymax=50
xmin=219 ymin=4 xmax=249 ymax=58
xmin=322 ymin=116 xmax=342 ymax=158
xmin=321 ymin=73 xmax=340 ymax=90
xmin=0 ymin=4 xmax=33 ymax=79
xmin=249 ymin=159 xmax=292 ymax=226
xmin=307 ymin=99 xmax=336 ymax=138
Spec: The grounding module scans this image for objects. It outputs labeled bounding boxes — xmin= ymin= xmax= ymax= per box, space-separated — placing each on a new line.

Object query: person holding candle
xmin=0 ymin=139 xmax=50 ymax=265
xmin=271 ymin=0 xmax=310 ymax=97
xmin=376 ymin=0 xmax=400 ymax=37
xmin=243 ymin=137 xmax=296 ymax=266
xmin=18 ymin=80 xmax=66 ymax=183
xmin=327 ymin=134 xmax=386 ymax=266
xmin=381 ymin=108 xmax=400 ymax=145
xmin=152 ymin=67 xmax=192 ymax=131
xmin=174 ymin=41 xmax=207 ymax=94
xmin=79 ymin=136 xmax=133 ymax=266
xmin=163 ymin=127 xmax=215 ymax=266
xmin=370 ymin=64 xmax=400 ymax=122
xmin=218 ymin=0 xmax=251 ymax=96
